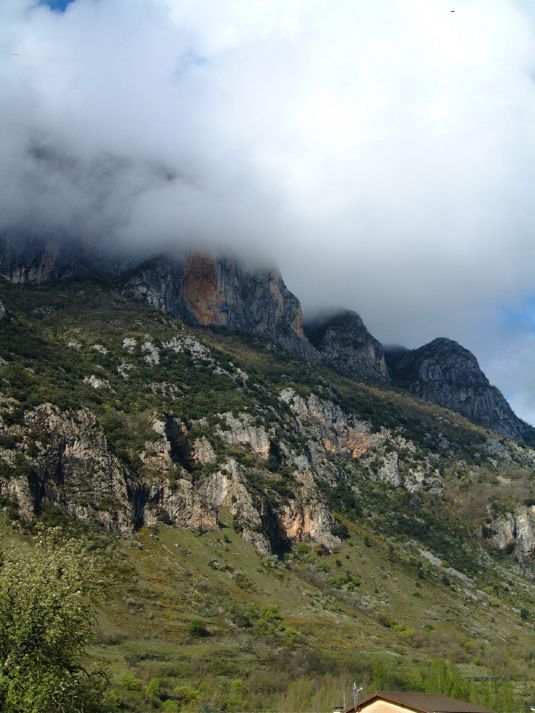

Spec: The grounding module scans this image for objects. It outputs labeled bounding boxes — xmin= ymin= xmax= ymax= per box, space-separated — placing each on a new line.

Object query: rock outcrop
xmin=279 ymin=388 xmax=443 ymax=495
xmin=386 ymin=339 xmax=535 ymax=444
xmin=484 ymin=505 xmax=535 ymax=557
xmin=124 ymin=253 xmax=318 ymax=361
xmin=304 ymin=310 xmax=389 ymax=382
xmin=0 ymin=404 xmax=133 ymax=531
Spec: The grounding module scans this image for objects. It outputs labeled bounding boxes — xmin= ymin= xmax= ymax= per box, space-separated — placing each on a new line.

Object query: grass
xmin=0 ymin=280 xmax=534 ymax=711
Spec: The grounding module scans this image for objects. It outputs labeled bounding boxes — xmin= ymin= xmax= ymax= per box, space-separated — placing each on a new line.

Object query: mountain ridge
xmin=0 ymin=233 xmax=533 ymax=445
xmin=385 ymin=338 xmax=535 ymax=446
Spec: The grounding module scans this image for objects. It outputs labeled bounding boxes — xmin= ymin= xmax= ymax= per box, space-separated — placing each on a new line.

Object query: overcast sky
xmin=2 ymin=0 xmax=535 ymax=423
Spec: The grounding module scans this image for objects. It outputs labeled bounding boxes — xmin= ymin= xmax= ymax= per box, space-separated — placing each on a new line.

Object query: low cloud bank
xmin=2 ymin=0 xmax=535 ymax=420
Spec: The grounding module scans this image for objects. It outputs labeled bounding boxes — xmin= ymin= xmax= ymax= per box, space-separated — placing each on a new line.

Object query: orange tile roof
xmin=345 ymin=691 xmax=495 ymax=713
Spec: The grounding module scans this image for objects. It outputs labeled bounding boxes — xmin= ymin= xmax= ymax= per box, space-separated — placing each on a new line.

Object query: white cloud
xmin=2 ymin=0 xmax=535 ymax=420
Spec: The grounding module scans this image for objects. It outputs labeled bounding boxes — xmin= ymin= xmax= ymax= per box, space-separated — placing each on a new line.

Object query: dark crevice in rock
xmin=164 ymin=415 xmax=194 ymax=473
xmin=268 ymin=440 xmax=283 ymax=466
xmin=130 ymin=483 xmax=149 ymax=529
xmin=52 ymin=448 xmax=65 ymax=485
xmin=260 ymin=501 xmax=291 ymax=557
xmin=27 ymin=469 xmax=44 ymax=515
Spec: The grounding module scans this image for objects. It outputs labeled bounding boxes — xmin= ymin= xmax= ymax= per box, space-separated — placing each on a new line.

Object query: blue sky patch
xmin=503 ymin=296 xmax=535 ymax=331
xmin=40 ymin=0 xmax=75 ymax=11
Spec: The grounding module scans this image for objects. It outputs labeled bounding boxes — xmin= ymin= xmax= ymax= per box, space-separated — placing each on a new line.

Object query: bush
xmin=188 ymin=618 xmax=209 ymax=637
xmin=0 ymin=528 xmax=107 ymax=712
xmin=161 ymin=701 xmax=180 ymax=712
xmin=119 ymin=673 xmax=142 ymax=692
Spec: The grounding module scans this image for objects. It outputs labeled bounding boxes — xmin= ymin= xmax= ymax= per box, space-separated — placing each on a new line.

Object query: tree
xmin=0 ymin=527 xmax=107 ymax=712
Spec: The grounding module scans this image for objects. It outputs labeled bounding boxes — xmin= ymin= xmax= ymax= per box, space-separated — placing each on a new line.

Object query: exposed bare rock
xmin=376 ymin=452 xmax=402 ymax=487
xmin=141 ymin=338 xmax=160 ymax=365
xmin=162 ymin=333 xmax=212 ymax=360
xmin=200 ymin=460 xmax=271 ymax=555
xmin=193 ymin=437 xmax=217 ymax=465
xmin=280 ymin=470 xmax=340 ymax=551
xmin=280 ymin=388 xmax=383 ymax=460
xmin=0 ymin=235 xmax=94 ymax=284
xmin=402 ymin=463 xmax=443 ymax=494
xmin=144 ymin=479 xmax=218 ymax=531
xmin=0 ymin=404 xmax=132 ymax=532
xmin=216 ymin=412 xmax=272 ymax=460
xmin=123 ymin=253 xmax=319 ymax=362
xmin=305 ymin=310 xmax=389 ymax=383
xmin=386 ymin=338 xmax=535 ymax=444
xmin=83 ymin=375 xmax=112 ymax=390
xmin=280 ymin=388 xmax=443 ymax=495
xmin=122 ymin=337 xmax=137 ymax=353
xmin=0 ymin=301 xmax=5 ymax=321
xmin=484 ymin=505 xmax=535 ymax=557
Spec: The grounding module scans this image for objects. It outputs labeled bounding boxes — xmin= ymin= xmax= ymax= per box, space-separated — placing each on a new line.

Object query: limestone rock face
xmin=124 ymin=254 xmax=318 ymax=361
xmin=0 ymin=237 xmax=318 ymax=361
xmin=193 ymin=436 xmax=217 ymax=465
xmin=305 ymin=310 xmax=389 ymax=383
xmin=216 ymin=412 xmax=273 ymax=460
xmin=279 ymin=469 xmax=340 ymax=552
xmin=279 ymin=387 xmax=443 ymax=495
xmin=386 ymin=338 xmax=535 ymax=444
xmin=484 ymin=505 xmax=535 ymax=559
xmin=200 ymin=460 xmax=272 ymax=555
xmin=0 ymin=404 xmax=133 ymax=531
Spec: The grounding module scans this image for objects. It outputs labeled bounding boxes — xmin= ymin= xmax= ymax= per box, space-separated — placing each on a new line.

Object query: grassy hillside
xmin=0 ymin=281 xmax=533 ymax=712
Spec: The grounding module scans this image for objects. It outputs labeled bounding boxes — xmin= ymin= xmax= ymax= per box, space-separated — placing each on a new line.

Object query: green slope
xmin=0 ymin=281 xmax=533 ymax=712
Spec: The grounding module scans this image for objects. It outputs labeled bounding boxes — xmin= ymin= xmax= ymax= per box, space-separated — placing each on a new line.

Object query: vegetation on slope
xmin=0 ymin=281 xmax=533 ymax=711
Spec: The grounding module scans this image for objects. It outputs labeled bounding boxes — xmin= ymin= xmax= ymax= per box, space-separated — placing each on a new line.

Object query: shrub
xmin=188 ymin=618 xmax=209 ymax=637
xmin=0 ymin=528 xmax=107 ymax=712
xmin=119 ymin=673 xmax=142 ymax=691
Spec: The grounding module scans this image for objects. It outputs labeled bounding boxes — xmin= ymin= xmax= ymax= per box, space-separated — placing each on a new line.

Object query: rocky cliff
xmin=0 ymin=236 xmax=318 ymax=362
xmin=386 ymin=338 xmax=535 ymax=445
xmin=484 ymin=504 xmax=535 ymax=560
xmin=123 ymin=253 xmax=318 ymax=361
xmin=304 ymin=310 xmax=389 ymax=383
xmin=0 ymin=402 xmax=133 ymax=532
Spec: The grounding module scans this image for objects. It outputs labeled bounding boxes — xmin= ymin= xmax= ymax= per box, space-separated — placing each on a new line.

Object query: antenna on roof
xmin=352 ymin=682 xmax=363 ymax=708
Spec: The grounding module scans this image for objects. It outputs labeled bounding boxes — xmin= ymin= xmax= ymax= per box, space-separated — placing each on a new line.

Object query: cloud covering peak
xmin=3 ymin=0 xmax=535 ymax=420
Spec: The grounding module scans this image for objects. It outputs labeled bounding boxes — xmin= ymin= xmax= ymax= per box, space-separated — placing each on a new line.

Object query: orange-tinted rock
xmin=182 ymin=254 xmax=226 ymax=327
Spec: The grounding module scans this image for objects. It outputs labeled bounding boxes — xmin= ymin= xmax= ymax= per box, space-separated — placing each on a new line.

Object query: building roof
xmin=345 ymin=691 xmax=495 ymax=713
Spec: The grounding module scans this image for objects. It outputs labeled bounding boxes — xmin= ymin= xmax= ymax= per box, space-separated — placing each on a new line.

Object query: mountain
xmin=304 ymin=309 xmax=389 ymax=383
xmin=2 ymin=234 xmax=533 ymax=447
xmin=385 ymin=338 xmax=535 ymax=445
xmin=0 ymin=271 xmax=533 ymax=711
